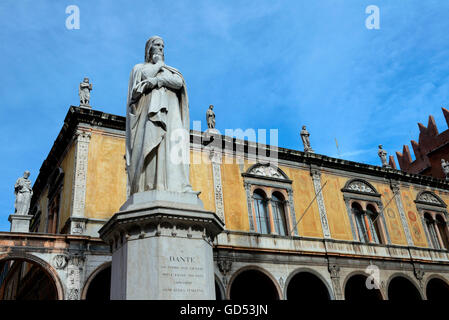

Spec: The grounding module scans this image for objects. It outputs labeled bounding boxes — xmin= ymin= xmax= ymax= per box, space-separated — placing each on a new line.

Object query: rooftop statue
xmin=441 ymin=159 xmax=449 ymax=181
xmin=206 ymin=105 xmax=215 ymax=129
xmin=378 ymin=144 xmax=391 ymax=168
xmin=300 ymin=125 xmax=314 ymax=153
xmin=79 ymin=77 xmax=92 ymax=107
xmin=14 ymin=171 xmax=33 ymax=215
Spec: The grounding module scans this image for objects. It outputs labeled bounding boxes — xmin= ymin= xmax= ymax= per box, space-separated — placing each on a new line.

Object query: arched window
xmin=271 ymin=192 xmax=288 ymax=236
xmin=366 ymin=204 xmax=381 ymax=244
xmin=352 ymin=203 xmax=368 ymax=243
xmin=436 ymin=215 xmax=449 ymax=250
xmin=342 ymin=179 xmax=390 ymax=245
xmin=253 ymin=190 xmax=270 ymax=234
xmin=424 ymin=213 xmax=440 ymax=249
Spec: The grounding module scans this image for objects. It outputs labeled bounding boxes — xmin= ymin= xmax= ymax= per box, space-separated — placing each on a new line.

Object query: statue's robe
xmin=126 ymin=62 xmax=192 ymax=194
xmin=14 ymin=178 xmax=32 ymax=215
xmin=79 ymin=83 xmax=91 ymax=103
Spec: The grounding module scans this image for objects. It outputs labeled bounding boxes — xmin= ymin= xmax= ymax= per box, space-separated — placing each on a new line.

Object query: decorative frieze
xmin=287 ymin=189 xmax=298 ymax=236
xmin=390 ymin=182 xmax=414 ymax=246
xmin=244 ymin=182 xmax=255 ymax=231
xmin=66 ymin=254 xmax=85 ymax=300
xmin=209 ymin=148 xmax=225 ymax=224
xmin=71 ymin=130 xmax=91 ymax=225
xmin=310 ymin=168 xmax=331 ymax=238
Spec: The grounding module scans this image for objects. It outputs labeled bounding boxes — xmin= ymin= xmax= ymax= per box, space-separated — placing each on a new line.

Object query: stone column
xmin=66 ymin=254 xmax=85 ymax=300
xmin=99 ymin=191 xmax=224 ymax=300
xmin=244 ymin=182 xmax=255 ymax=231
xmin=286 ymin=189 xmax=298 ymax=236
xmin=70 ymin=129 xmax=91 ymax=235
xmin=328 ymin=264 xmax=343 ymax=300
xmin=390 ymin=181 xmax=414 ymax=246
xmin=310 ymin=167 xmax=331 ymax=238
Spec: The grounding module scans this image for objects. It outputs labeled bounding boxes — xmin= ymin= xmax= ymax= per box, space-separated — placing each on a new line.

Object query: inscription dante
xmin=160 ymin=254 xmax=206 ymax=297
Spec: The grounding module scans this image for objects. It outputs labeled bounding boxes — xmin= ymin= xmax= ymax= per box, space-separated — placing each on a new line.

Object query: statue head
xmin=145 ymin=36 xmax=164 ymax=63
xmin=83 ymin=77 xmax=89 ymax=83
xmin=378 ymin=144 xmax=383 ymax=149
xmin=209 ymin=105 xmax=214 ymax=110
xmin=23 ymin=171 xmax=30 ymax=179
xmin=302 ymin=125 xmax=306 ymax=130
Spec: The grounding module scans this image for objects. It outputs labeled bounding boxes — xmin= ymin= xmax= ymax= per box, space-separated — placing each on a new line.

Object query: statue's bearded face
xmin=150 ymin=38 xmax=164 ymax=63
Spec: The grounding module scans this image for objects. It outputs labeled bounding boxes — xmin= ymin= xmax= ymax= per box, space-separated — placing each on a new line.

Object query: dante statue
xmin=126 ymin=36 xmax=193 ymax=194
xmin=300 ymin=125 xmax=314 ymax=153
xmin=79 ymin=77 xmax=92 ymax=106
xmin=14 ymin=171 xmax=33 ymax=215
xmin=206 ymin=105 xmax=215 ymax=129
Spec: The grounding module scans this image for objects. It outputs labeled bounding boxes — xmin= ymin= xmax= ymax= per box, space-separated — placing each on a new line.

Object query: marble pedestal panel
xmin=8 ymin=214 xmax=32 ymax=233
xmin=99 ymin=190 xmax=224 ymax=300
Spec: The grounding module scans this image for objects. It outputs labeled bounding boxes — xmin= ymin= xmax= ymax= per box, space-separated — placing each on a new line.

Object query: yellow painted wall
xmin=37 ymin=188 xmax=49 ymax=233
xmin=281 ymin=166 xmax=323 ymax=237
xmin=372 ymin=182 xmax=407 ymax=246
xmin=221 ymin=157 xmax=249 ymax=231
xmin=84 ymin=133 xmax=127 ymax=219
xmin=190 ymin=151 xmax=215 ymax=212
xmin=400 ymin=187 xmax=428 ymax=247
xmin=58 ymin=143 xmax=76 ymax=232
xmin=84 ymin=132 xmax=127 ymax=219
xmin=320 ymin=173 xmax=354 ymax=240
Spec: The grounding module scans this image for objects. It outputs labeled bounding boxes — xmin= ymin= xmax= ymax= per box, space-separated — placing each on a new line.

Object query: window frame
xmin=243 ymin=163 xmax=297 ymax=237
xmin=342 ymin=179 xmax=390 ymax=245
xmin=414 ymin=191 xmax=449 ymax=251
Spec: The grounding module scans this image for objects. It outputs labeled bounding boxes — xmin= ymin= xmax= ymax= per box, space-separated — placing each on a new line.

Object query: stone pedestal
xmin=8 ymin=214 xmax=32 ymax=233
xmin=99 ymin=190 xmax=224 ymax=300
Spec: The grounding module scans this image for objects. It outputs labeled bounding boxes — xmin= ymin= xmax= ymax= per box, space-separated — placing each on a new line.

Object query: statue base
xmin=8 ymin=214 xmax=32 ymax=233
xmin=99 ymin=190 xmax=224 ymax=300
xmin=79 ymin=104 xmax=92 ymax=109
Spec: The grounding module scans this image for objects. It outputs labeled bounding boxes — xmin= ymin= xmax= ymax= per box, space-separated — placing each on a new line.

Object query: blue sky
xmin=1 ymin=1 xmax=449 ymax=231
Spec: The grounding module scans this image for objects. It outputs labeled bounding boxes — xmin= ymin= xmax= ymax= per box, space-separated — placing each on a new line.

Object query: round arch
xmin=81 ymin=261 xmax=111 ymax=300
xmin=343 ymin=271 xmax=385 ymax=300
xmin=284 ymin=267 xmax=334 ymax=300
xmin=425 ymin=275 xmax=449 ymax=300
xmin=386 ymin=273 xmax=423 ymax=300
xmin=227 ymin=265 xmax=282 ymax=300
xmin=0 ymin=252 xmax=64 ymax=300
xmin=214 ymin=274 xmax=226 ymax=300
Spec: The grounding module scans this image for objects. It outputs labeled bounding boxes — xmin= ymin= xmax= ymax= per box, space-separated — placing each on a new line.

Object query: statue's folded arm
xmin=157 ymin=69 xmax=183 ymax=90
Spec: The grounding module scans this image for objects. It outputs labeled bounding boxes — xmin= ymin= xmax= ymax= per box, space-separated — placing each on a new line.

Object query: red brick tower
xmin=391 ymin=107 xmax=449 ymax=179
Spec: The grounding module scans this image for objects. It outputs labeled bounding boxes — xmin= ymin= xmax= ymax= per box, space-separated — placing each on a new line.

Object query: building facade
xmin=1 ymin=106 xmax=449 ymax=300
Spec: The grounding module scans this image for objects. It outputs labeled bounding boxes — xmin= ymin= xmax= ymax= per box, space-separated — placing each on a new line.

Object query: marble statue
xmin=14 ymin=171 xmax=33 ymax=215
xmin=125 ymin=36 xmax=193 ymax=194
xmin=79 ymin=77 xmax=93 ymax=106
xmin=300 ymin=125 xmax=314 ymax=153
xmin=378 ymin=145 xmax=390 ymax=168
xmin=206 ymin=105 xmax=215 ymax=129
xmin=441 ymin=159 xmax=449 ymax=181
